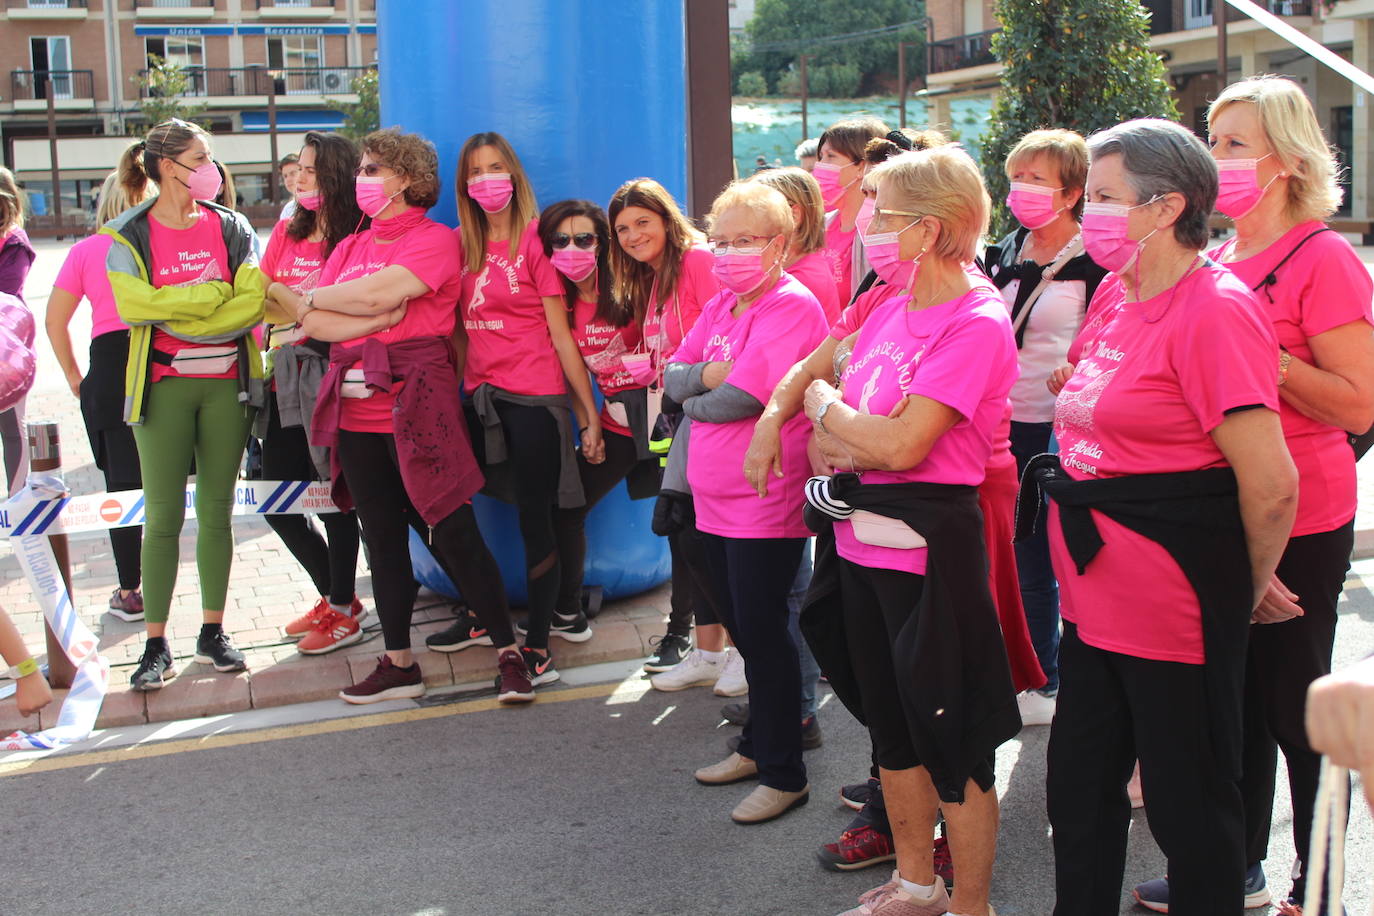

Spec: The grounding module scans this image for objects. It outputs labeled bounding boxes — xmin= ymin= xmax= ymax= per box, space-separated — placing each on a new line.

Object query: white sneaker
xmin=713 ymin=649 xmax=748 ymax=697
xmin=649 ymin=649 xmax=725 ymax=692
xmin=1017 ymin=689 xmax=1056 ymax=726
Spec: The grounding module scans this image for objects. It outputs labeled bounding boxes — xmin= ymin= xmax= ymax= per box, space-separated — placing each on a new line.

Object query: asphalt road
xmin=2 ymin=569 xmax=1372 ymax=916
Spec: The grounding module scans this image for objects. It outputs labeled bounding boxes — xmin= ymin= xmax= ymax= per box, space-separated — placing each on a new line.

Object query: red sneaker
xmin=933 ymin=834 xmax=955 ymax=888
xmin=284 ymin=596 xmax=329 ymax=638
xmin=297 ymin=608 xmax=363 ymax=655
xmin=817 ymin=824 xmax=897 ymax=872
xmin=496 ymin=649 xmax=535 ymax=704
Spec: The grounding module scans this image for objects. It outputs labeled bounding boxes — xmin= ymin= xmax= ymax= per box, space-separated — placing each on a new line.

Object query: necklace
xmin=1140 ymin=255 xmax=1205 ymax=324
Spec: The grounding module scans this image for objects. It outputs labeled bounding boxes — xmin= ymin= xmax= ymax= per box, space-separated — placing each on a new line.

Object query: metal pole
xmin=46 ymin=87 xmax=63 ymax=236
xmin=800 ymin=53 xmax=809 ymax=142
xmin=268 ymin=77 xmax=279 ymax=206
xmin=27 ymin=422 xmax=75 ymax=690
xmin=1215 ymin=0 xmax=1229 ymax=90
xmin=898 ymin=42 xmax=907 ymax=128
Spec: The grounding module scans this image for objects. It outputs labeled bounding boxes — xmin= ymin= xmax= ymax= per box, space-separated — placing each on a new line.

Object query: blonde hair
xmin=607 ymin=178 xmax=705 ymax=323
xmin=97 ymin=140 xmax=158 ymax=225
xmin=748 ymin=167 xmax=824 ymax=254
xmin=706 ymin=181 xmax=795 ymax=240
xmin=1005 ymin=128 xmax=1089 ymax=219
xmin=456 ymin=131 xmax=538 ymax=274
xmin=1207 ymin=75 xmax=1342 ymax=222
xmin=0 ymin=167 xmax=23 ymax=233
xmin=868 ymin=147 xmax=989 ymax=262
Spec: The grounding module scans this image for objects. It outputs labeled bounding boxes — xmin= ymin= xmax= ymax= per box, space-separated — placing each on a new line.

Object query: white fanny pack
xmin=340 ymin=368 xmax=374 ymax=399
xmin=849 ymin=510 xmax=927 ymax=550
xmin=169 ymin=345 xmax=238 ymax=376
xmin=605 ymin=401 xmax=630 ymax=428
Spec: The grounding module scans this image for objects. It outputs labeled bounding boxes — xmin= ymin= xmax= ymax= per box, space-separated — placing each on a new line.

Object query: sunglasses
xmin=552 ymin=232 xmax=596 ymax=250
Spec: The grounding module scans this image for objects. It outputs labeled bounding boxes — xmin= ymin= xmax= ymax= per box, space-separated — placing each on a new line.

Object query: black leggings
xmin=667 ymin=522 xmax=723 ymax=636
xmin=0 ymin=399 xmax=26 ymax=496
xmin=1241 ymin=520 xmax=1353 ymax=900
xmin=553 ymin=429 xmax=640 ymax=613
xmin=336 ymin=430 xmax=513 ymax=652
xmin=262 ymin=398 xmax=359 ymax=606
xmin=94 ymin=423 xmax=143 ymax=591
xmin=467 ymin=400 xmax=562 ymax=650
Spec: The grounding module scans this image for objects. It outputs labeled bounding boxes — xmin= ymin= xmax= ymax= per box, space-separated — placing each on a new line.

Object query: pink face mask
xmin=551 ymin=247 xmax=597 ymax=283
xmin=712 ymin=239 xmax=776 ymax=295
xmin=862 ymin=222 xmax=920 ymax=289
xmin=468 ymin=173 xmax=514 ymax=214
xmin=355 ymin=176 xmax=399 ymax=218
xmin=177 ymin=160 xmax=223 ymax=202
xmin=295 ymin=188 xmax=321 ymax=211
xmin=620 ymin=352 xmax=657 ymax=387
xmin=1215 ymin=155 xmax=1277 ymax=219
xmin=1006 ymin=182 xmax=1064 ymax=230
xmin=855 ymin=196 xmax=876 ymax=237
xmin=1081 ymin=198 xmax=1160 ymax=275
xmin=812 ymin=162 xmax=852 ymax=209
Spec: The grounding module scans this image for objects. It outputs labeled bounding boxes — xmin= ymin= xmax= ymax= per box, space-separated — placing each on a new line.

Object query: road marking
xmin=0 ymin=681 xmax=620 ymax=779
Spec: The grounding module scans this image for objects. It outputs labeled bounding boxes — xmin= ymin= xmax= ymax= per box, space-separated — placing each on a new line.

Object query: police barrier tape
xmin=0 ymin=479 xmax=342 ymax=540
xmin=0 ymin=479 xmax=334 ymax=750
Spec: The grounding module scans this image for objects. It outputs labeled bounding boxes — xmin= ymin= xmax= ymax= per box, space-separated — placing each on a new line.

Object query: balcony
xmin=135 ymin=65 xmax=370 ymax=101
xmin=255 ymin=0 xmax=336 ymax=17
xmin=134 ymin=0 xmax=216 ymax=19
xmin=9 ymin=70 xmax=96 ymax=110
xmin=6 ymin=0 xmax=89 ymax=20
xmin=927 ymin=29 xmax=1000 ymax=75
xmin=1182 ymin=0 xmax=1312 ymax=29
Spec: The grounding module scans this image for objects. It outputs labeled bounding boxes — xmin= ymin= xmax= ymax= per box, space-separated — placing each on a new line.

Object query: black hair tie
xmin=886 ymin=130 xmax=913 ymax=151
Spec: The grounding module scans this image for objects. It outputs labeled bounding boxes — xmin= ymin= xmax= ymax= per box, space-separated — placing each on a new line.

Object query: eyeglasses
xmin=868 ymin=208 xmax=924 ymax=231
xmin=705 ymin=234 xmax=774 ymax=255
xmin=355 ymin=163 xmax=394 ymax=178
xmin=552 ymin=232 xmax=596 ymax=250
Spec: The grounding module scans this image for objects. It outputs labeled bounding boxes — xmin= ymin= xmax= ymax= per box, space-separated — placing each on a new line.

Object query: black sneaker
xmin=720 ymin=701 xmax=749 ymax=726
xmin=643 ymin=632 xmax=690 ymax=673
xmin=425 ymin=612 xmax=494 ymax=653
xmin=515 ymin=611 xmax=594 ymax=644
xmin=727 ymin=715 xmax=823 ymax=752
xmin=130 ymin=639 xmax=176 ymax=691
xmin=194 ymin=629 xmax=247 ymax=672
xmin=841 ymin=777 xmax=881 ymax=812
xmin=521 ymin=646 xmax=560 ymax=686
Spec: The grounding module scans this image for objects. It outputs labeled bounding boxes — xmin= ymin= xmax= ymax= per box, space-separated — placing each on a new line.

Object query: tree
xmin=736 ymin=70 xmax=769 ymax=97
xmin=981 ymin=0 xmax=1179 ymax=235
xmin=134 ymin=56 xmax=208 ymax=127
xmin=330 ymin=67 xmax=379 ymax=140
xmin=734 ymin=0 xmax=925 ymax=97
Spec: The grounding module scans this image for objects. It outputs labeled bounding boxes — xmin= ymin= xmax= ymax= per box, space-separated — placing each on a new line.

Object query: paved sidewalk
xmin=0 ymin=236 xmax=673 ymax=735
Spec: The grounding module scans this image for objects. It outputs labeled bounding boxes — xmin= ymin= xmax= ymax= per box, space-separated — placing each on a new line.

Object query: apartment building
xmin=1 ymin=0 xmax=376 ymax=229
xmin=922 ymin=0 xmax=1374 ymax=229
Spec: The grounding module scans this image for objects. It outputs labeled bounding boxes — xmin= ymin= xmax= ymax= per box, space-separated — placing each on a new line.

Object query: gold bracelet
xmin=1278 ymin=351 xmax=1293 ymax=387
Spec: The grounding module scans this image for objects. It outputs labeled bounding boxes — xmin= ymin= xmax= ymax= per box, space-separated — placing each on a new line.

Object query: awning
xmin=241 ymin=109 xmax=345 ymax=133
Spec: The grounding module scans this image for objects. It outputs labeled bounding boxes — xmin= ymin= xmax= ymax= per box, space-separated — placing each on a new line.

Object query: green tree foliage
xmin=734 ymin=0 xmax=925 ymax=98
xmin=330 ymin=68 xmax=379 ymax=140
xmin=134 ymin=56 xmax=208 ymax=128
xmin=981 ymin=0 xmax=1179 ymax=235
xmin=736 ymin=70 xmax=769 ymax=97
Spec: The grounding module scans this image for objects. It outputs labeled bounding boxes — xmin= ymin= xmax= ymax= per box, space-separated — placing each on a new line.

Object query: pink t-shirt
xmin=147 ymin=208 xmax=235 ymax=380
xmin=788 ymin=250 xmax=843 ymax=323
xmin=831 ymin=286 xmax=1018 ymax=575
xmin=458 ymin=219 xmax=565 ymax=396
xmin=1051 ymin=265 xmax=1279 ymax=664
xmin=822 ymin=213 xmax=857 ymax=307
xmin=674 ymin=275 xmax=828 ymax=538
xmin=1211 ymin=222 xmax=1373 ymax=537
xmin=261 ymin=219 xmax=325 ymax=295
xmin=572 ymin=296 xmax=642 ymax=438
xmin=53 ymin=234 xmax=125 ymax=339
xmin=642 ymin=246 xmax=719 ymax=369
xmin=319 ymin=214 xmax=463 ymax=433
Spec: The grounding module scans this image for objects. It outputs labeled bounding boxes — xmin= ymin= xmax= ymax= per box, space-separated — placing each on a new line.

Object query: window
xmin=146 ymin=36 xmax=206 ymax=94
xmin=270 ymin=0 xmax=313 ymax=6
xmin=29 ymin=36 xmax=72 ymax=99
xmin=27 ymin=0 xmax=73 ymax=8
xmin=268 ymin=36 xmax=323 ymax=94
xmin=962 ymin=0 xmax=983 ymax=34
xmin=1185 ymin=0 xmax=1214 ymax=28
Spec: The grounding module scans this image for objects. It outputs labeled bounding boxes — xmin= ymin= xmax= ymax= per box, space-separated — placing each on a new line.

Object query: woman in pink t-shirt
xmin=434 ymin=132 xmax=599 ymax=686
xmin=537 ymin=199 xmax=657 ymax=645
xmin=297 ymin=128 xmax=530 ymax=706
xmin=0 ymin=166 xmax=35 ymax=497
xmin=1043 ymin=119 xmax=1298 ymax=916
xmin=665 ymin=181 xmax=827 ymax=827
xmin=815 ymin=117 xmax=888 ymax=307
xmin=1130 ymin=78 xmax=1374 ymax=915
xmin=45 ymin=142 xmax=155 ymax=623
xmin=607 ymin=178 xmax=726 ymax=678
xmin=258 ymin=131 xmax=367 ymax=655
xmin=748 ymin=167 xmax=842 ymax=322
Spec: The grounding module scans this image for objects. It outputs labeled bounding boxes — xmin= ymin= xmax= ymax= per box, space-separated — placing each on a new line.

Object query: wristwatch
xmin=5 ymin=657 xmax=38 ymax=680
xmin=815 ymin=397 xmax=842 ymax=433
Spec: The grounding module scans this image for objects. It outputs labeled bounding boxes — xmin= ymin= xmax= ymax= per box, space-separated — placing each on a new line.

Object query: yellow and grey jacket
xmin=100 ymin=198 xmax=267 ymax=424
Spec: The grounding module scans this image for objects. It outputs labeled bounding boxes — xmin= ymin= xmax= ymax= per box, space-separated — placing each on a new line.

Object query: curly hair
xmin=361 ymin=126 xmax=440 ymax=210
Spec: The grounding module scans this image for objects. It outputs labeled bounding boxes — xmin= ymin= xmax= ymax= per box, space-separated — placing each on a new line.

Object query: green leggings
xmin=132 ymin=378 xmax=254 ymax=624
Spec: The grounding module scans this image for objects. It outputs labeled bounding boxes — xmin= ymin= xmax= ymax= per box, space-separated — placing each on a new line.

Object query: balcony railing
xmin=7 ymin=0 xmax=89 ymax=8
xmin=134 ymin=0 xmax=216 ymax=9
xmin=927 ymin=29 xmax=999 ymax=75
xmin=135 ymin=65 xmax=370 ymax=97
xmin=10 ymin=69 xmax=95 ymax=101
xmin=255 ymin=0 xmax=335 ymax=7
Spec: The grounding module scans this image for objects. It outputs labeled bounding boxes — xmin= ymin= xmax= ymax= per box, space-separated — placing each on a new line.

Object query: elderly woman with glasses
xmin=1032 ymin=118 xmax=1298 ymax=916
xmin=665 ymin=180 xmax=828 ymax=826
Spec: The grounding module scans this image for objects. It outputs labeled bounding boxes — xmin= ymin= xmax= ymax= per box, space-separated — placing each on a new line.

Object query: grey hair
xmin=1087 ymin=118 xmax=1217 ymax=250
xmin=794 ymin=138 xmax=819 ymax=162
